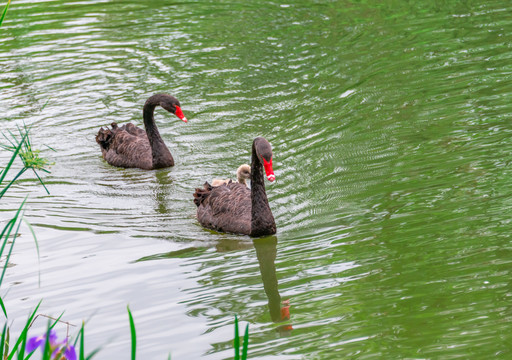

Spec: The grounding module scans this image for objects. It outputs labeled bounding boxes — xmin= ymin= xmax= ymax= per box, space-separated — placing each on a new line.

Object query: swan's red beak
xmin=175 ymin=106 xmax=187 ymax=123
xmin=262 ymin=157 xmax=275 ymax=182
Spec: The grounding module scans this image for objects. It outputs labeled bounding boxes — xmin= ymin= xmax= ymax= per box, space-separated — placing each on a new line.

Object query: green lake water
xmin=1 ymin=0 xmax=512 ymax=358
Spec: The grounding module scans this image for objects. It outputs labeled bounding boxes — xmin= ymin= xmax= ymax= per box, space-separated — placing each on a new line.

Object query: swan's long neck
xmin=143 ymin=96 xmax=174 ymax=168
xmin=250 ymin=143 xmax=276 ymax=236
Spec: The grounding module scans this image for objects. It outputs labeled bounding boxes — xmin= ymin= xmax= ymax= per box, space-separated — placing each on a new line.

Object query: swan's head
xmin=254 ymin=137 xmax=275 ymax=182
xmin=237 ymin=164 xmax=251 ymax=182
xmin=161 ymin=96 xmax=188 ymax=123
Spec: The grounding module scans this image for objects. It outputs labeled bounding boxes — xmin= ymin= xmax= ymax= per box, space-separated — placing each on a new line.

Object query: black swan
xmin=95 ymin=93 xmax=187 ymax=170
xmin=211 ymin=164 xmax=251 ymax=187
xmin=193 ymin=137 xmax=276 ymax=236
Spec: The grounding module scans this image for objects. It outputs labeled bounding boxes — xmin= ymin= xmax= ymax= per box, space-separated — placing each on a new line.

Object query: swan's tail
xmin=96 ymin=123 xmax=118 ymax=150
xmin=193 ymin=182 xmax=212 ymax=207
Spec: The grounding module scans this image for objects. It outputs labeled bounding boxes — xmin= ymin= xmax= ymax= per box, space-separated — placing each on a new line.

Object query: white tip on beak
xmin=267 ymin=174 xmax=275 ymax=182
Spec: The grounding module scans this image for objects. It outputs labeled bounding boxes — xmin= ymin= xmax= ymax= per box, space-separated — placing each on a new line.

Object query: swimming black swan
xmin=96 ymin=93 xmax=187 ymax=170
xmin=193 ymin=137 xmax=276 ymax=236
xmin=211 ymin=164 xmax=251 ymax=187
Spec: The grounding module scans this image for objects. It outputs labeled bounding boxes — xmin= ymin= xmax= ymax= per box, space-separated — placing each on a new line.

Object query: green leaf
xmin=80 ymin=322 xmax=85 ymax=360
xmin=16 ymin=330 xmax=27 ymax=360
xmin=0 ymin=324 xmax=7 ymax=359
xmin=0 ymin=297 xmax=6 ymax=317
xmin=41 ymin=326 xmax=52 ymax=360
xmin=241 ymin=323 xmax=249 ymax=360
xmin=127 ymin=306 xmax=136 ymax=360
xmin=0 ymin=197 xmax=27 ymax=286
xmin=0 ymin=130 xmax=27 ymax=188
xmin=0 ymin=168 xmax=28 ymax=199
xmin=234 ymin=315 xmax=240 ymax=360
xmin=0 ymin=0 xmax=11 ymax=27
xmin=21 ymin=217 xmax=39 ymax=259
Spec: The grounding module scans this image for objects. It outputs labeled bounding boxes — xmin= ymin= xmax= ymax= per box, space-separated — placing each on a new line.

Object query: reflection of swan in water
xmin=135 ymin=234 xmax=292 ymax=332
xmin=253 ymin=237 xmax=292 ymax=334
xmin=153 ymin=170 xmax=174 ymax=215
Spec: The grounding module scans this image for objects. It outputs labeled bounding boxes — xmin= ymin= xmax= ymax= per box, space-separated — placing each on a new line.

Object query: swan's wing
xmin=208 ymin=184 xmax=249 ymax=215
xmin=102 ymin=122 xmax=148 ymax=156
xmin=121 ymin=123 xmax=147 ymax=137
xmin=99 ymin=123 xmax=152 ymax=169
xmin=195 ymin=182 xmax=252 ymax=234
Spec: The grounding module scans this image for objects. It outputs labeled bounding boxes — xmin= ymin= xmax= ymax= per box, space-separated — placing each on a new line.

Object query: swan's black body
xmin=193 ymin=137 xmax=276 ymax=236
xmin=96 ymin=94 xmax=186 ymax=170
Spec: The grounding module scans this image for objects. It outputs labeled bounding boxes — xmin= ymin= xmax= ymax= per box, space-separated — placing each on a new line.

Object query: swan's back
xmin=96 ymin=122 xmax=153 ymax=169
xmin=194 ymin=181 xmax=252 ymax=234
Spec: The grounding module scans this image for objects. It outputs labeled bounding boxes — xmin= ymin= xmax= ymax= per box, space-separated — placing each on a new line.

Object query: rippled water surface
xmin=2 ymin=0 xmax=512 ymax=358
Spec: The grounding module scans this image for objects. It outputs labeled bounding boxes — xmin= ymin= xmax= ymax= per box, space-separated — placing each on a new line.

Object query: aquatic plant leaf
xmin=127 ymin=306 xmax=136 ymax=360
xmin=241 ymin=323 xmax=249 ymax=360
xmin=0 ymin=0 xmax=11 ymax=27
xmin=0 ymin=296 xmax=6 ymax=317
xmin=234 ymin=315 xmax=240 ymax=360
xmin=0 ymin=197 xmax=27 ymax=287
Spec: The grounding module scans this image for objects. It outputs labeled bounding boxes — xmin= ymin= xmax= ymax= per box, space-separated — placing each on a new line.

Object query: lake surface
xmin=1 ymin=0 xmax=512 ymax=358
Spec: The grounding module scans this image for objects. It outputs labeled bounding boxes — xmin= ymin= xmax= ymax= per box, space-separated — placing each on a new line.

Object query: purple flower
xmin=26 ymin=329 xmax=58 ymax=352
xmin=54 ymin=344 xmax=77 ymax=360
xmin=26 ymin=329 xmax=77 ymax=360
xmin=63 ymin=345 xmax=77 ymax=360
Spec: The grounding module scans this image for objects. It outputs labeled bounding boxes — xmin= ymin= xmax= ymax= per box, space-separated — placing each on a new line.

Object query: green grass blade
xmin=234 ymin=315 xmax=240 ymax=360
xmin=21 ymin=217 xmax=39 ymax=259
xmin=7 ymin=301 xmax=42 ymax=360
xmin=0 ymin=131 xmax=16 ymax=149
xmin=0 ymin=218 xmax=16 ymax=260
xmin=31 ymin=169 xmax=50 ymax=194
xmin=40 ymin=99 xmax=50 ymax=111
xmin=5 ymin=328 xmax=10 ymax=357
xmin=0 ymin=323 xmax=7 ymax=359
xmin=0 ymin=197 xmax=27 ymax=286
xmin=23 ymin=216 xmax=41 ymax=289
xmin=79 ymin=322 xmax=85 ymax=360
xmin=127 ymin=306 xmax=136 ymax=360
xmin=41 ymin=326 xmax=52 ymax=360
xmin=0 ymin=218 xmax=14 ymax=244
xmin=1 ymin=219 xmax=22 ymax=287
xmin=16 ymin=332 xmax=27 ymax=360
xmin=241 ymin=323 xmax=249 ymax=360
xmin=0 ymin=168 xmax=28 ymax=199
xmin=21 ymin=124 xmax=32 ymax=149
xmin=0 ymin=0 xmax=11 ymax=28
xmin=0 ymin=198 xmax=27 ymax=292
xmin=0 ymin=131 xmax=27 ymax=186
xmin=72 ymin=318 xmax=101 ymax=360
xmin=85 ymin=348 xmax=101 ymax=360
xmin=0 ymin=297 xmax=6 ymax=317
